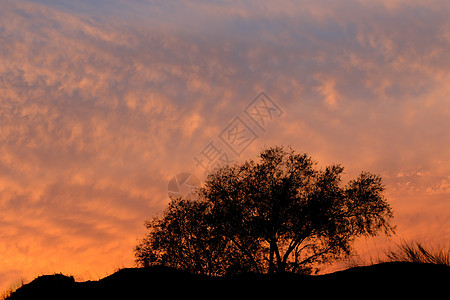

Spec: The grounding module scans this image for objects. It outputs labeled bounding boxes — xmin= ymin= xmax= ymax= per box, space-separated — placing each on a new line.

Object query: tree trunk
xmin=277 ymin=261 xmax=286 ymax=273
xmin=268 ymin=242 xmax=275 ymax=274
xmin=274 ymin=242 xmax=283 ymax=273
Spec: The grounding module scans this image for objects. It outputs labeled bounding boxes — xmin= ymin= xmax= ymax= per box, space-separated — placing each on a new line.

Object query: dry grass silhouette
xmin=382 ymin=240 xmax=450 ymax=266
xmin=343 ymin=239 xmax=450 ymax=269
xmin=1 ymin=279 xmax=25 ymax=300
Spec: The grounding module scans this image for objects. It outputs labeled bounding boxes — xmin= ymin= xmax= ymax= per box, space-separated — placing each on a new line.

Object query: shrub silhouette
xmin=135 ymin=146 xmax=395 ymax=276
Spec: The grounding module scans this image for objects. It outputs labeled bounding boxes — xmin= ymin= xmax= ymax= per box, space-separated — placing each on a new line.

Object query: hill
xmin=7 ymin=262 xmax=450 ymax=299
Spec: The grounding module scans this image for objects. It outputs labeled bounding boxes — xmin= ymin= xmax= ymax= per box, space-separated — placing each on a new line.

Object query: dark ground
xmin=7 ymin=262 xmax=450 ymax=299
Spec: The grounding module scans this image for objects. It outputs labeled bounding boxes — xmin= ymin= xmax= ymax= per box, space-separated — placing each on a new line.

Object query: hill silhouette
xmin=7 ymin=262 xmax=450 ymax=299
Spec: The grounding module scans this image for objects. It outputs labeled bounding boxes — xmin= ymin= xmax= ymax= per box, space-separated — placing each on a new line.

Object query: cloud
xmin=1 ymin=0 xmax=450 ymax=289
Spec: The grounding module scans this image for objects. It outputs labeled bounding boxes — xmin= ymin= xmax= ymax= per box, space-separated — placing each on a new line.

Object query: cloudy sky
xmin=1 ymin=0 xmax=449 ymax=289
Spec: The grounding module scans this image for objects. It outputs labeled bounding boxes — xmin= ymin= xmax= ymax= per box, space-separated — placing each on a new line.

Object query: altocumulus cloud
xmin=0 ymin=0 xmax=450 ymax=289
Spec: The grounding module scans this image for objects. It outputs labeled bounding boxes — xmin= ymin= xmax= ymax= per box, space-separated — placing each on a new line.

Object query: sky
xmin=1 ymin=0 xmax=450 ymax=290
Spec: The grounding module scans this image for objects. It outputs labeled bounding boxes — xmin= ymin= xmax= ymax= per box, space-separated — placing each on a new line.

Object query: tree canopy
xmin=135 ymin=146 xmax=395 ymax=276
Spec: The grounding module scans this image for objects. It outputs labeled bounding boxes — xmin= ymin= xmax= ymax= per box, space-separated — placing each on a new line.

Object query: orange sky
xmin=1 ymin=0 xmax=450 ymax=291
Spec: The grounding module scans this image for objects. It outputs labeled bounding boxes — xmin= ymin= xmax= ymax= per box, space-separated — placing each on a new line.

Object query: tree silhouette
xmin=135 ymin=146 xmax=395 ymax=275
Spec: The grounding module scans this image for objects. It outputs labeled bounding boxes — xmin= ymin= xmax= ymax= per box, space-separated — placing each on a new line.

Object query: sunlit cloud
xmin=0 ymin=0 xmax=449 ymax=289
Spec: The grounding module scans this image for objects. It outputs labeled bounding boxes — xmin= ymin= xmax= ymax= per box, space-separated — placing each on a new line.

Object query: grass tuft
xmin=381 ymin=240 xmax=450 ymax=266
xmin=1 ymin=279 xmax=26 ymax=300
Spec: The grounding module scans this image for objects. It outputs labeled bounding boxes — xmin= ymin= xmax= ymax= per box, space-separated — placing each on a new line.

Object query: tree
xmin=135 ymin=146 xmax=395 ymax=275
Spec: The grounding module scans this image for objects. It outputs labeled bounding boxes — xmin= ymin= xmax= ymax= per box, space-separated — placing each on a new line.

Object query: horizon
xmin=1 ymin=0 xmax=449 ymax=291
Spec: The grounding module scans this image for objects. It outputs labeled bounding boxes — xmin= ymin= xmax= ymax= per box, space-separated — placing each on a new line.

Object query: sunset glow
xmin=1 ymin=0 xmax=449 ymax=290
